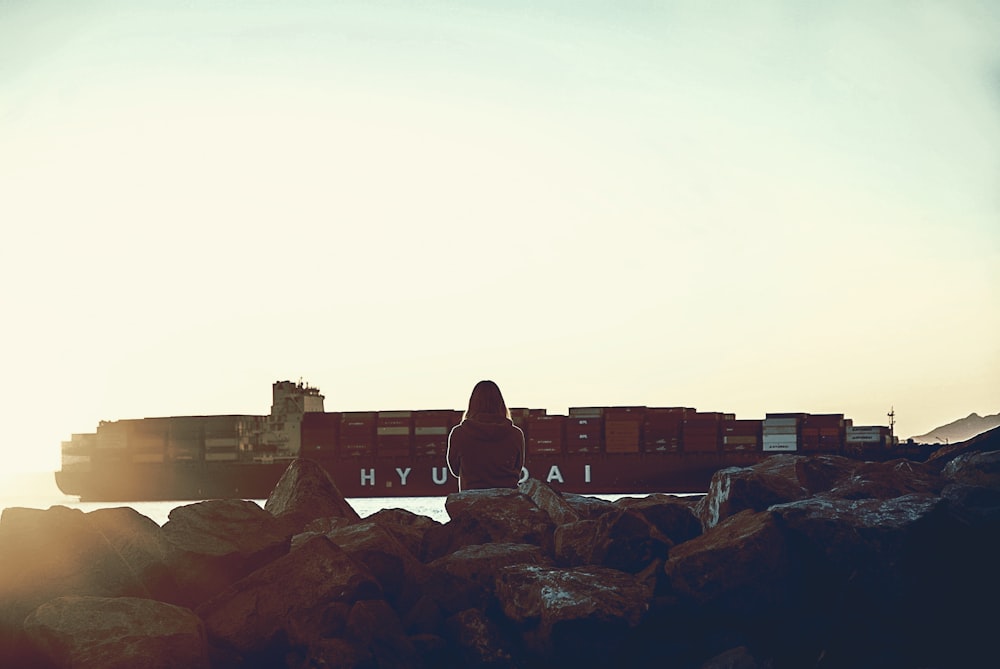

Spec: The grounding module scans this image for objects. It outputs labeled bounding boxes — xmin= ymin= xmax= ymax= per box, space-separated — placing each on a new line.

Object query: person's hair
xmin=464 ymin=380 xmax=510 ymax=420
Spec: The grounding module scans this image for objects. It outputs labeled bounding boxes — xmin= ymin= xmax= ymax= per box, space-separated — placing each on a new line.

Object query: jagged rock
xmin=495 ymin=564 xmax=651 ymax=667
xmin=302 ymin=638 xmax=376 ymax=669
xmin=444 ymin=607 xmax=519 ymax=669
xmin=160 ymin=499 xmax=290 ymax=607
xmin=664 ymin=510 xmax=793 ymax=616
xmin=519 ymin=478 xmax=581 ymax=525
xmin=942 ymin=449 xmax=1000 ymax=488
xmin=828 ymin=459 xmax=944 ymax=499
xmin=23 ymin=596 xmax=209 ymax=669
xmin=0 ymin=506 xmax=166 ymax=665
xmin=696 ymin=457 xmax=810 ymax=530
xmin=326 ymin=521 xmax=426 ymax=605
xmin=346 ymin=599 xmax=421 ymax=669
xmin=554 ymin=509 xmax=668 ymax=573
xmin=196 ymin=535 xmax=382 ymax=659
xmin=422 ymin=489 xmax=555 ymax=561
xmin=264 ymin=457 xmax=361 ymax=531
xmin=562 ymin=492 xmax=617 ymax=520
xmin=366 ymin=507 xmax=442 ymax=558
xmin=615 ymin=493 xmax=703 ymax=545
xmin=424 ymin=542 xmax=552 ymax=614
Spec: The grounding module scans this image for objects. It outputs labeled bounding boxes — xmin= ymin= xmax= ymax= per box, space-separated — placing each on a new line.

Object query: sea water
xmin=0 ymin=472 xmax=669 ymax=526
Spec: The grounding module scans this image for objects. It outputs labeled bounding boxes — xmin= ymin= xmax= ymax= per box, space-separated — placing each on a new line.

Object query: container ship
xmin=55 ymin=380 xmax=921 ymax=502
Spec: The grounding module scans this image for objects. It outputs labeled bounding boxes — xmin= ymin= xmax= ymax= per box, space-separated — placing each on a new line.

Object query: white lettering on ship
xmin=396 ymin=467 xmax=411 ymax=485
xmin=546 ymin=465 xmax=564 ymax=484
xmin=584 ymin=464 xmax=592 ymax=484
xmin=360 ymin=469 xmax=375 ymax=486
xmin=432 ymin=467 xmax=449 ymax=485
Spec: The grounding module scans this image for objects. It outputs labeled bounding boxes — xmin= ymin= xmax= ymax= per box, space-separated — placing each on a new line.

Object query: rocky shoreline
xmin=2 ymin=427 xmax=997 ymax=669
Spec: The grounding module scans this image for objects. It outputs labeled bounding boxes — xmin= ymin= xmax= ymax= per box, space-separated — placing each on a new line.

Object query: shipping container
xmin=605 ymin=418 xmax=641 ymax=453
xmin=569 ymin=407 xmax=604 ymax=417
xmin=763 ymin=434 xmax=798 ymax=452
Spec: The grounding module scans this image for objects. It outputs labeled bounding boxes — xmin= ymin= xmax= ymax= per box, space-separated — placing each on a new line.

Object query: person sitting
xmin=446 ymin=380 xmax=525 ymax=492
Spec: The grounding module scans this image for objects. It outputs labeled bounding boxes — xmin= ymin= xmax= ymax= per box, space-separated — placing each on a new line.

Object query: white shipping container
xmin=377 ymin=427 xmax=411 ymax=436
xmin=847 ymin=427 xmax=885 ymax=443
xmin=415 ymin=426 xmax=449 ymax=435
xmin=763 ymin=426 xmax=798 ymax=435
xmin=764 ymin=418 xmax=799 ymax=427
xmin=763 ymin=434 xmax=798 ymax=452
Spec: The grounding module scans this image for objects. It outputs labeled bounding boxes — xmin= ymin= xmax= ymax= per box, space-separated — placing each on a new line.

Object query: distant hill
xmin=910 ymin=412 xmax=1000 ymax=444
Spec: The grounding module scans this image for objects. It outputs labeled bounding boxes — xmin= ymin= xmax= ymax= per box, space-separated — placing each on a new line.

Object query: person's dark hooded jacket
xmin=446 ymin=416 xmax=525 ymax=491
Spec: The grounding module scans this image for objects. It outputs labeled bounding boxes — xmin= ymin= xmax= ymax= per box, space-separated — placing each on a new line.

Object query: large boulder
xmin=518 ymin=478 xmax=581 ymax=526
xmin=0 ymin=506 xmax=167 ymax=665
xmin=365 ymin=507 xmax=442 ymax=558
xmin=828 ymin=459 xmax=944 ymax=499
xmin=23 ymin=596 xmax=209 ymax=669
xmin=344 ymin=599 xmax=421 ymax=669
xmin=325 ymin=521 xmax=426 ymax=606
xmin=160 ymin=499 xmax=290 ymax=607
xmin=615 ymin=493 xmax=703 ymax=545
xmin=554 ymin=509 xmax=669 ymax=573
xmin=942 ymin=449 xmax=1000 ymax=489
xmin=443 ymin=607 xmax=519 ymax=669
xmin=423 ymin=542 xmax=552 ymax=614
xmin=695 ymin=457 xmax=811 ymax=530
xmin=664 ymin=510 xmax=794 ymax=617
xmin=196 ymin=535 xmax=382 ymax=661
xmin=495 ymin=564 xmax=651 ymax=668
xmin=421 ymin=489 xmax=555 ymax=561
xmin=264 ymin=457 xmax=362 ymax=531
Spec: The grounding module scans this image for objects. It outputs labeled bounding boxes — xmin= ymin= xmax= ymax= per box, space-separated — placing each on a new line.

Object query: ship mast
xmin=887 ymin=406 xmax=895 ymax=444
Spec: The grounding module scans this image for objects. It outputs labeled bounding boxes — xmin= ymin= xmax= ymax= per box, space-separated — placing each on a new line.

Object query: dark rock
xmin=444 ymin=607 xmax=519 ymax=669
xmin=495 ymin=564 xmax=651 ymax=667
xmin=264 ymin=457 xmax=362 ymax=531
xmin=346 ymin=599 xmax=421 ymax=669
xmin=616 ymin=493 xmax=703 ymax=545
xmin=366 ymin=507 xmax=442 ymax=558
xmin=925 ymin=424 xmax=1000 ymax=469
xmin=302 ymin=638 xmax=376 ymax=669
xmin=698 ymin=645 xmax=763 ymax=669
xmin=664 ymin=510 xmax=794 ymax=616
xmin=401 ymin=595 xmax=446 ymax=635
xmin=160 ymin=499 xmax=290 ymax=607
xmin=421 ymin=488 xmax=555 ymax=561
xmin=696 ymin=457 xmax=810 ymax=530
xmin=326 ymin=520 xmax=425 ymax=605
xmin=518 ymin=478 xmax=581 ymax=525
xmin=196 ymin=535 xmax=381 ymax=658
xmin=562 ymin=492 xmax=617 ymax=520
xmin=23 ymin=595 xmax=209 ymax=669
xmin=942 ymin=449 xmax=1000 ymax=488
xmin=828 ymin=459 xmax=944 ymax=499
xmin=554 ymin=509 xmax=668 ymax=573
xmin=424 ymin=542 xmax=552 ymax=614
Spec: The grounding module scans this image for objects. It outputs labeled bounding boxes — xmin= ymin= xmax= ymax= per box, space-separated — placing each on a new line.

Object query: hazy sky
xmin=2 ymin=0 xmax=998 ymax=476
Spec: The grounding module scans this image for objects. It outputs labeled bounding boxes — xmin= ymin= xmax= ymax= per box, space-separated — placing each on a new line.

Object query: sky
xmin=1 ymin=0 xmax=998 ymax=476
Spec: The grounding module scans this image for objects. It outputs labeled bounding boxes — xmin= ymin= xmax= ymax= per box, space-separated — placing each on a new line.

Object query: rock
xmin=366 ymin=507 xmax=442 ymax=558
xmin=664 ymin=510 xmax=794 ymax=616
xmin=422 ymin=489 xmax=555 ymax=561
xmin=0 ymin=506 xmax=166 ymax=665
xmin=196 ymin=535 xmax=382 ymax=660
xmin=326 ymin=521 xmax=425 ymax=605
xmin=519 ymin=478 xmax=581 ymax=525
xmin=828 ymin=459 xmax=944 ymax=499
xmin=302 ymin=638 xmax=376 ymax=669
xmin=615 ymin=493 xmax=703 ymax=545
xmin=23 ymin=596 xmax=209 ymax=669
xmin=424 ymin=543 xmax=552 ymax=614
xmin=698 ymin=645 xmax=762 ymax=669
xmin=346 ymin=599 xmax=421 ymax=669
xmin=554 ymin=509 xmax=668 ymax=573
xmin=495 ymin=564 xmax=651 ymax=667
xmin=942 ymin=449 xmax=1000 ymax=488
xmin=696 ymin=457 xmax=810 ymax=530
xmin=264 ymin=457 xmax=362 ymax=531
xmin=160 ymin=499 xmax=290 ymax=607
xmin=562 ymin=492 xmax=617 ymax=520
xmin=444 ymin=607 xmax=519 ymax=669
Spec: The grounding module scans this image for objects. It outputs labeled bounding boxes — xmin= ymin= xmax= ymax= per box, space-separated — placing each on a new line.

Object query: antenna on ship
xmin=887 ymin=406 xmax=896 ymax=443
